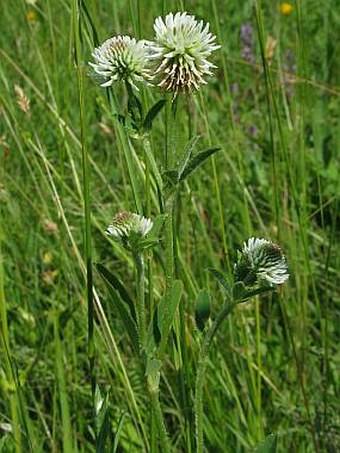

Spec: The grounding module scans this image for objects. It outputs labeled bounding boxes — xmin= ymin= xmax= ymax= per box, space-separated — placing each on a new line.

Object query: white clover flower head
xmin=106 ymin=212 xmax=153 ymax=244
xmin=234 ymin=237 xmax=289 ymax=285
xmin=148 ymin=11 xmax=220 ymax=95
xmin=89 ymin=36 xmax=151 ymax=90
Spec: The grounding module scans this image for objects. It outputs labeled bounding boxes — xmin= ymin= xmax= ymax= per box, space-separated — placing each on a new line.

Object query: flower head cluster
xmin=106 ymin=212 xmax=153 ymax=250
xmin=234 ymin=237 xmax=289 ymax=286
xmin=148 ymin=12 xmax=220 ymax=95
xmin=89 ymin=36 xmax=151 ymax=90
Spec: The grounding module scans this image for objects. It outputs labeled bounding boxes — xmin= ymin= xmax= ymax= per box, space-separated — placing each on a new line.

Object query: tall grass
xmin=0 ymin=0 xmax=339 ymax=451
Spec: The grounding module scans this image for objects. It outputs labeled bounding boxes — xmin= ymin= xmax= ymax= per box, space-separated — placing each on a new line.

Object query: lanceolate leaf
xmin=208 ymin=268 xmax=231 ymax=294
xmin=195 ymin=289 xmax=211 ymax=331
xmin=113 ymin=412 xmax=128 ymax=453
xmin=96 ymin=263 xmax=136 ymax=320
xmin=96 ymin=263 xmax=140 ymax=354
xmin=81 ymin=0 xmax=100 ymax=47
xmin=95 ymin=389 xmax=111 ymax=453
xmin=163 ymin=170 xmax=179 ymax=187
xmin=147 ymin=214 xmax=166 ymax=240
xmin=143 ymin=99 xmax=166 ymax=131
xmin=232 ymin=281 xmax=247 ymax=300
xmin=179 ymin=147 xmax=221 ymax=181
xmin=178 ymin=135 xmax=200 ymax=177
xmin=158 ymin=280 xmax=183 ymax=352
xmin=127 ymin=86 xmax=143 ymax=129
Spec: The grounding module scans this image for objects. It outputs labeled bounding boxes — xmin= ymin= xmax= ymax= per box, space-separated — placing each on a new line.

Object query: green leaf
xmin=96 ymin=264 xmax=140 ymax=354
xmin=95 ymin=263 xmax=136 ymax=321
xmin=253 ymin=433 xmax=278 ymax=453
xmin=152 ymin=304 xmax=161 ymax=347
xmin=145 ymin=358 xmax=162 ymax=376
xmin=146 ymin=358 xmax=162 ymax=393
xmin=232 ymin=281 xmax=247 ymax=301
xmin=163 ymin=170 xmax=179 ymax=188
xmin=178 ymin=135 xmax=200 ymax=177
xmin=146 ymin=304 xmax=161 ymax=354
xmin=195 ymin=289 xmax=211 ymax=331
xmin=81 ymin=0 xmax=100 ymax=47
xmin=127 ymin=87 xmax=143 ymax=130
xmin=95 ymin=388 xmax=111 ymax=453
xmin=209 ymin=268 xmax=231 ymax=294
xmin=179 ymin=147 xmax=221 ymax=181
xmin=143 ymin=99 xmax=166 ymax=131
xmin=147 ymin=214 xmax=166 ymax=240
xmin=113 ymin=113 xmax=126 ymax=127
xmin=113 ymin=412 xmax=128 ymax=453
xmin=158 ymin=280 xmax=183 ymax=352
xmin=135 ymin=214 xmax=166 ymax=252
xmin=137 ymin=237 xmax=160 ymax=251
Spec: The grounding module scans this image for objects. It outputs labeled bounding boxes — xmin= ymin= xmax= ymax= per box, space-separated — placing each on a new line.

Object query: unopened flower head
xmin=234 ymin=237 xmax=289 ymax=286
xmin=106 ymin=212 xmax=153 ymax=249
xmin=148 ymin=12 xmax=220 ymax=95
xmin=89 ymin=36 xmax=151 ymax=90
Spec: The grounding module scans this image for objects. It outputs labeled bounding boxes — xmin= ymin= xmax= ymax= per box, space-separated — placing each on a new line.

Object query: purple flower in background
xmin=241 ymin=22 xmax=253 ymax=47
xmin=282 ymin=49 xmax=296 ymax=98
xmin=240 ymin=22 xmax=255 ymax=64
xmin=247 ymin=124 xmax=258 ymax=137
xmin=283 ymin=49 xmax=297 ymax=73
xmin=230 ymin=82 xmax=239 ymax=95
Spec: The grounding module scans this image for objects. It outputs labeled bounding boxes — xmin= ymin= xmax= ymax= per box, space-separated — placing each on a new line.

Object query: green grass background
xmin=0 ymin=0 xmax=339 ymax=451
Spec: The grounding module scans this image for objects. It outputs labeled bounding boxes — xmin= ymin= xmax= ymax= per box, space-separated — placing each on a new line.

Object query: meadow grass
xmin=0 ymin=0 xmax=339 ymax=452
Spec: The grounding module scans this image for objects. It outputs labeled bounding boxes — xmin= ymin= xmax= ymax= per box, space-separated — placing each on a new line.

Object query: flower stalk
xmin=133 ymin=252 xmax=146 ymax=349
xmin=195 ymin=237 xmax=289 ymax=451
xmin=106 ymin=211 xmax=153 ymax=350
xmin=150 ymin=390 xmax=171 ymax=453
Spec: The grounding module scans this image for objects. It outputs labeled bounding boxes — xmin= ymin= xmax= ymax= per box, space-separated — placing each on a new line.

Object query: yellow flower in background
xmin=280 ymin=3 xmax=293 ymax=15
xmin=26 ymin=10 xmax=37 ymax=21
xmin=42 ymin=251 xmax=53 ymax=265
xmin=42 ymin=270 xmax=59 ymax=286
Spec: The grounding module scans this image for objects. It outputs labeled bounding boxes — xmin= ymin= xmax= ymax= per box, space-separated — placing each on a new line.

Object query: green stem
xmin=164 ymin=95 xmax=177 ymax=301
xmin=72 ymin=0 xmax=95 ymax=429
xmin=150 ymin=405 xmax=157 ymax=453
xmin=150 ymin=390 xmax=171 ymax=453
xmin=165 ymin=93 xmax=194 ymax=450
xmin=108 ymin=90 xmax=143 ymax=214
xmin=134 ymin=253 xmax=146 ymax=349
xmin=173 ymin=192 xmax=193 ymax=451
xmin=165 ymin=95 xmax=178 ymax=170
xmin=142 ymin=134 xmax=163 ymax=200
xmin=54 ymin=316 xmax=73 ymax=452
xmin=178 ymin=296 xmax=193 ymax=452
xmin=195 ymin=301 xmax=237 ymax=453
xmin=0 ymin=242 xmax=22 ymax=453
xmin=255 ymin=298 xmax=263 ymax=439
xmin=165 ymin=194 xmax=175 ymax=297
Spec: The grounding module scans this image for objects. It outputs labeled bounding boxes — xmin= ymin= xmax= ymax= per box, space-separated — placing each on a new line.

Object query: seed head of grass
xmin=14 ymin=84 xmax=30 ymax=115
xmin=148 ymin=12 xmax=220 ymax=96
